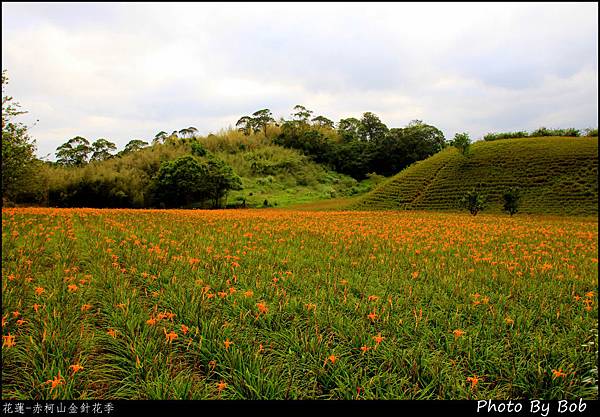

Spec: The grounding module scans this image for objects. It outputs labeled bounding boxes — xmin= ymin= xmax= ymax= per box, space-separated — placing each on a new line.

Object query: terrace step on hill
xmin=352 ymin=136 xmax=598 ymax=215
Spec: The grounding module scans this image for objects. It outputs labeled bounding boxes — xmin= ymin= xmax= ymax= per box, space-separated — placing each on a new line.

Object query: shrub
xmin=483 ymin=131 xmax=529 ymax=141
xmin=503 ymin=187 xmax=521 ymax=216
xmin=452 ymin=132 xmax=471 ymax=155
xmin=461 ymin=188 xmax=486 ymax=216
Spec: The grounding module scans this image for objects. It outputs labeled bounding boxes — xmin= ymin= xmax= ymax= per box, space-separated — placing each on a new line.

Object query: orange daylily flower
xmin=224 ymin=338 xmax=233 ymax=350
xmin=46 ymin=372 xmax=64 ymax=390
xmin=325 ymin=354 xmax=337 ymax=365
xmin=466 ymin=376 xmax=480 ymax=388
xmin=35 ymin=287 xmax=45 ymax=295
xmin=33 ymin=304 xmax=41 ymax=313
xmin=453 ymin=329 xmax=466 ymax=339
xmin=107 ymin=329 xmax=117 ymax=338
xmin=360 ymin=345 xmax=370 ymax=354
xmin=16 ymin=319 xmax=25 ymax=326
xmin=367 ymin=312 xmax=377 ymax=322
xmin=70 ymin=364 xmax=84 ymax=374
xmin=81 ymin=304 xmax=92 ymax=312
xmin=165 ymin=330 xmax=178 ymax=343
xmin=181 ymin=324 xmax=189 ymax=335
xmin=3 ymin=333 xmax=16 ymax=348
xmin=146 ymin=317 xmax=156 ymax=326
xmin=244 ymin=290 xmax=254 ymax=298
xmin=373 ymin=333 xmax=384 ymax=344
xmin=67 ymin=284 xmax=78 ymax=292
xmin=256 ymin=302 xmax=268 ymax=314
xmin=552 ymin=369 xmax=567 ymax=379
xmin=12 ymin=311 xmax=20 ymax=318
xmin=216 ymin=381 xmax=227 ymax=392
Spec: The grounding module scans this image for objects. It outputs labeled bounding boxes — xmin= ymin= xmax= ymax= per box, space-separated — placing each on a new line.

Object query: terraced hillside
xmin=353 ymin=136 xmax=598 ymax=215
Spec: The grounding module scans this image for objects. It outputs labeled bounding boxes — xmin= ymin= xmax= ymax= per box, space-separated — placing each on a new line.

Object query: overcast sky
xmin=2 ymin=2 xmax=598 ymax=159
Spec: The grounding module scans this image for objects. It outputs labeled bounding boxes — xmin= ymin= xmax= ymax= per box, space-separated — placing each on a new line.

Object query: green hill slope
xmin=353 ymin=136 xmax=598 ymax=215
xmin=45 ymin=130 xmax=375 ymax=208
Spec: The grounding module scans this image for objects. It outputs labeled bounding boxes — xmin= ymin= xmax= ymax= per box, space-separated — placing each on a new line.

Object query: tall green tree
xmin=153 ymin=131 xmax=168 ymax=144
xmin=371 ymin=121 xmax=446 ymax=176
xmin=151 ymin=154 xmax=242 ymax=208
xmin=251 ymin=109 xmax=275 ymax=137
xmin=205 ymin=154 xmax=243 ymax=208
xmin=56 ymin=136 xmax=92 ymax=166
xmin=312 ymin=115 xmax=334 ymax=129
xmin=121 ymin=139 xmax=149 ymax=154
xmin=358 ymin=112 xmax=388 ymax=143
xmin=236 ymin=116 xmax=254 ymax=136
xmin=337 ymin=118 xmax=361 ymax=142
xmin=151 ymin=155 xmax=210 ymax=208
xmin=1 ymin=70 xmax=37 ymax=204
xmin=292 ymin=105 xmax=313 ymax=124
xmin=178 ymin=127 xmax=198 ymax=138
xmin=90 ymin=138 xmax=117 ymax=162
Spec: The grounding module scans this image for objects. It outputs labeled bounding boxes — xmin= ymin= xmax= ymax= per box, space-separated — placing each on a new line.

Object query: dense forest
xmin=2 ymin=70 xmax=597 ymax=209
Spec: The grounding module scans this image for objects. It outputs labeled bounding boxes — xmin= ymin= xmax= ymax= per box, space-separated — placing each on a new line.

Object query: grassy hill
xmin=352 ymin=136 xmax=598 ymax=215
xmin=45 ymin=129 xmax=377 ymax=209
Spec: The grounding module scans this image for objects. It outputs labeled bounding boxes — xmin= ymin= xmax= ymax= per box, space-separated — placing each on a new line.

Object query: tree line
xmin=235 ymin=105 xmax=448 ymax=179
xmin=2 ymin=69 xmax=597 ymax=209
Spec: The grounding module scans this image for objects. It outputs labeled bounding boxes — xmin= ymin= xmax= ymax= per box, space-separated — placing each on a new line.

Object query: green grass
xmin=2 ymin=208 xmax=598 ymax=400
xmin=353 ymin=136 xmax=598 ymax=215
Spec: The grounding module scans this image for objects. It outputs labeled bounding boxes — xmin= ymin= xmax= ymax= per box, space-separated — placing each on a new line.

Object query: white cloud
xmin=1 ymin=2 xmax=597 ymax=159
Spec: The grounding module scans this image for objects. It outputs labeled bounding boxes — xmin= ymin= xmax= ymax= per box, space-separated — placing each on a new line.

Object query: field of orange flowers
xmin=2 ymin=208 xmax=598 ymax=400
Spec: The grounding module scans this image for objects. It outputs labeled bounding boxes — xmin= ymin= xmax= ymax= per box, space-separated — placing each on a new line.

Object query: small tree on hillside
xmin=453 ymin=132 xmax=471 ymax=155
xmin=461 ymin=188 xmax=486 ymax=215
xmin=503 ymin=187 xmax=521 ymax=216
